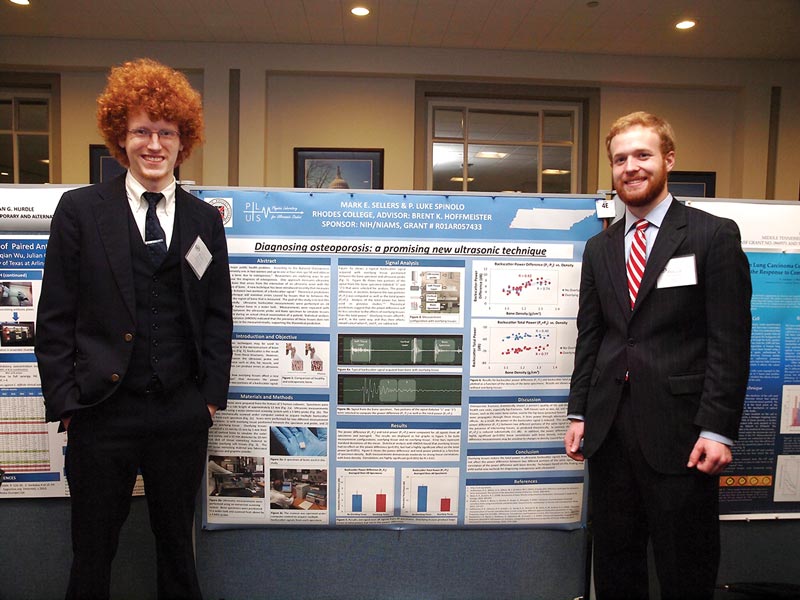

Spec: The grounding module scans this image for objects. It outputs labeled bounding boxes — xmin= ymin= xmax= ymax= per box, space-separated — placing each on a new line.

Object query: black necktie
xmin=143 ymin=192 xmax=168 ymax=266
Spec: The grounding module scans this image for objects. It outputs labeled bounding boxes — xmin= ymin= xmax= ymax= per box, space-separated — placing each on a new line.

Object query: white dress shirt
xmin=125 ymin=172 xmax=177 ymax=249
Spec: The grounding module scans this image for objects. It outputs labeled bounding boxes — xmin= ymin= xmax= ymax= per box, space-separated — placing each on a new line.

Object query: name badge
xmin=656 ymin=254 xmax=697 ymax=289
xmin=186 ymin=236 xmax=212 ymax=280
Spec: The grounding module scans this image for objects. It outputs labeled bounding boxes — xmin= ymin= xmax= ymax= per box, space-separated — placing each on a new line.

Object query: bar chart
xmin=336 ymin=468 xmax=395 ymax=516
xmin=401 ymin=467 xmax=459 ymax=516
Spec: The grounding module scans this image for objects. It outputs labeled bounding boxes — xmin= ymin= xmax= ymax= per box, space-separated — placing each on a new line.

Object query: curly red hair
xmin=96 ymin=58 xmax=204 ymax=167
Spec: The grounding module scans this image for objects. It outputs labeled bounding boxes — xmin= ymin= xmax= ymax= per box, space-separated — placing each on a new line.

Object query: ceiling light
xmin=675 ymin=20 xmax=696 ymax=30
xmin=450 ymin=176 xmax=475 ymax=183
xmin=475 ymin=151 xmax=508 ymax=159
xmin=351 ymin=6 xmax=369 ymax=16
xmin=9 ymin=0 xmax=30 ymax=5
xmin=542 ymin=169 xmax=570 ymax=175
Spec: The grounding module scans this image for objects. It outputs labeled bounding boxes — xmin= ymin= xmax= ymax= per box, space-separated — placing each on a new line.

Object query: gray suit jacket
xmin=35 ymin=174 xmax=233 ymax=423
xmin=567 ymin=199 xmax=752 ymax=474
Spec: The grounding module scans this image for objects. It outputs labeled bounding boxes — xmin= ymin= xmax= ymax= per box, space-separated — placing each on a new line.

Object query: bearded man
xmin=564 ymin=112 xmax=752 ymax=599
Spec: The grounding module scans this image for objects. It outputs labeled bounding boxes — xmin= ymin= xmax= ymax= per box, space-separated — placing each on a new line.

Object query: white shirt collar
xmin=125 ymin=171 xmax=177 ymax=215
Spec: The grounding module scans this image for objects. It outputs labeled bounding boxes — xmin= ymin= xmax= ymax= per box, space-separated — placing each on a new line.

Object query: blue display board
xmin=4 ymin=187 xmax=797 ymax=526
xmin=687 ymin=200 xmax=800 ymax=520
xmin=191 ymin=187 xmax=602 ymax=529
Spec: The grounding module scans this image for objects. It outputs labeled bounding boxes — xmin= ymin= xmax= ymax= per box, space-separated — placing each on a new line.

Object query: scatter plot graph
xmin=490 ymin=270 xmax=558 ymax=306
xmin=493 ymin=327 xmax=555 ymax=364
xmin=472 ymin=261 xmax=580 ymax=319
xmin=470 ymin=319 xmax=577 ymax=380
xmin=500 ymin=275 xmax=552 ymax=297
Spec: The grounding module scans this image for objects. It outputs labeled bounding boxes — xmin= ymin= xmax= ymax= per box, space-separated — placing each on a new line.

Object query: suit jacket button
xmin=124 ymin=333 xmax=134 ymax=342
xmin=110 ymin=373 xmax=121 ymax=383
xmin=627 ymin=338 xmax=636 ymax=346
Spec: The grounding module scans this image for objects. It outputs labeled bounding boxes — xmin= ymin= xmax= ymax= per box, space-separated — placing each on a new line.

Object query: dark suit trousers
xmin=588 ymin=387 xmax=720 ymax=600
xmin=64 ymin=382 xmax=211 ymax=600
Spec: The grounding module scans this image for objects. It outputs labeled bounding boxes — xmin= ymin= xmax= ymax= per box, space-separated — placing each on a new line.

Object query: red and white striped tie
xmin=627 ymin=219 xmax=649 ymax=309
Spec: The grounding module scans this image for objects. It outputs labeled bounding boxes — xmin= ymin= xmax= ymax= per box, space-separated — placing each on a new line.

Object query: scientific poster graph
xmin=470 ymin=319 xmax=576 ymax=379
xmin=400 ymin=468 xmax=459 ymax=517
xmin=492 ymin=327 xmax=555 ymax=365
xmin=339 ymin=334 xmax=463 ymax=366
xmin=338 ymin=375 xmax=462 ymax=405
xmin=472 ymin=260 xmax=580 ymax=319
xmin=336 ymin=468 xmax=395 ymax=516
xmin=491 ymin=270 xmax=559 ymax=306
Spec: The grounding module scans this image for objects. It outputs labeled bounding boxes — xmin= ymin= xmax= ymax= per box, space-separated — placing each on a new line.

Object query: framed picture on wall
xmin=668 ymin=171 xmax=716 ymax=198
xmin=90 ymin=144 xmax=179 ymax=184
xmin=293 ymin=148 xmax=384 ymax=190
xmin=89 ymin=144 xmax=126 ymax=183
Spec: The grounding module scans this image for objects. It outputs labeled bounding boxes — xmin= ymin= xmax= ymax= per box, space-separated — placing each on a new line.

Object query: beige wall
xmin=59 ymin=72 xmax=105 ymax=182
xmin=599 ymin=86 xmax=739 ymax=198
xmin=58 ymin=70 xmax=204 ymax=185
xmin=775 ymin=83 xmax=800 ymax=201
xmin=2 ymin=36 xmax=798 ymax=199
xmin=265 ymin=75 xmax=415 ymax=189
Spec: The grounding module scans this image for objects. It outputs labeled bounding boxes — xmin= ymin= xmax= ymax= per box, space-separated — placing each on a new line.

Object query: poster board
xmin=0 ymin=185 xmax=599 ymax=531
xmin=2 ymin=185 xmax=798 ymax=524
xmin=192 ymin=187 xmax=600 ymax=529
xmin=688 ymin=199 xmax=800 ymax=520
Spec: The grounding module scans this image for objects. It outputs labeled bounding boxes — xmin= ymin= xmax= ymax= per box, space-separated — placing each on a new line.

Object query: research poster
xmin=2 ymin=187 xmax=798 ymax=525
xmin=194 ymin=188 xmax=599 ymax=529
xmin=0 ymin=186 xmax=89 ymax=498
xmin=688 ymin=200 xmax=800 ymax=519
xmin=0 ymin=186 xmax=599 ymax=530
xmin=0 ymin=187 xmax=154 ymax=498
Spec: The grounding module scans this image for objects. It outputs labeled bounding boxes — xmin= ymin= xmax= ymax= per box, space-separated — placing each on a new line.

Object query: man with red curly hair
xmin=36 ymin=58 xmax=232 ymax=599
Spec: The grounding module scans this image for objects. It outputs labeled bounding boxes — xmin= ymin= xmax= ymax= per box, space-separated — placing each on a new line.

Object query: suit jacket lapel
xmin=92 ymin=174 xmax=136 ymax=321
xmin=176 ymin=187 xmax=203 ymax=336
xmin=176 ymin=186 xmax=202 ymax=277
xmin=633 ymin=200 xmax=688 ymax=310
xmin=602 ymin=219 xmax=631 ymax=317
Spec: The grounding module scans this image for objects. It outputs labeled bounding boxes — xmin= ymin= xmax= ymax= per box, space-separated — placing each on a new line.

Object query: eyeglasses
xmin=127 ymin=128 xmax=180 ymax=141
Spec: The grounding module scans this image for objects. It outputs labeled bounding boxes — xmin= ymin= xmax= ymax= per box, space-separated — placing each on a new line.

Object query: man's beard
xmin=615 ymin=163 xmax=668 ymax=207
